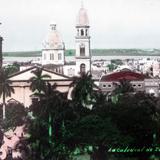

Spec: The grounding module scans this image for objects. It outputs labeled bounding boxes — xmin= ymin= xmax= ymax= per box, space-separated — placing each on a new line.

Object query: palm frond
xmin=29 ymin=67 xmax=51 ymax=94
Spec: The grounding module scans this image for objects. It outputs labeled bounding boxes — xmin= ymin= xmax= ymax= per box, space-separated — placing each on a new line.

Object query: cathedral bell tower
xmin=75 ymin=4 xmax=91 ymax=75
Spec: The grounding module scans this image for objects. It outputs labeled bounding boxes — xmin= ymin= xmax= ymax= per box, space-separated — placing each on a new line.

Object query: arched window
xmin=85 ymin=29 xmax=88 ymax=36
xmin=80 ymin=63 xmax=86 ymax=73
xmin=80 ymin=44 xmax=85 ymax=56
xmin=77 ymin=29 xmax=79 ymax=36
xmin=81 ymin=29 xmax=84 ymax=36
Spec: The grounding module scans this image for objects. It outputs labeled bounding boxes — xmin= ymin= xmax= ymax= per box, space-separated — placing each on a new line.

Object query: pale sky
xmin=1 ymin=0 xmax=160 ymax=51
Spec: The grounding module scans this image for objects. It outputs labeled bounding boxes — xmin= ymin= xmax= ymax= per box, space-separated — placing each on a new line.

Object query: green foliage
xmin=65 ymin=50 xmax=75 ymax=56
xmin=0 ymin=68 xmax=15 ymax=119
xmin=5 ymin=62 xmax=20 ymax=75
xmin=70 ymin=72 xmax=95 ymax=108
xmin=107 ymin=60 xmax=123 ymax=71
xmin=28 ymin=82 xmax=72 ymax=159
xmin=29 ymin=67 xmax=51 ymax=94
xmin=113 ymin=79 xmax=134 ymax=95
xmin=111 ymin=79 xmax=134 ymax=104
xmin=0 ymin=102 xmax=27 ymax=130
xmin=107 ymin=63 xmax=117 ymax=71
xmin=111 ymin=59 xmax=123 ymax=66
xmin=27 ymin=72 xmax=160 ymax=160
xmin=110 ymin=92 xmax=160 ymax=159
xmin=0 ymin=68 xmax=15 ymax=98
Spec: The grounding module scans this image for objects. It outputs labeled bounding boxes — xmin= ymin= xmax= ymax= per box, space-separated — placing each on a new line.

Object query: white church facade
xmin=41 ymin=5 xmax=91 ymax=77
xmin=2 ymin=66 xmax=72 ymax=107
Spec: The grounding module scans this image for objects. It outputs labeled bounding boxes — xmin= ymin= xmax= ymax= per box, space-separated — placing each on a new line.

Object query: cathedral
xmin=0 ymin=4 xmax=159 ymax=108
xmin=41 ymin=4 xmax=91 ymax=77
xmin=27 ymin=4 xmax=160 ymax=97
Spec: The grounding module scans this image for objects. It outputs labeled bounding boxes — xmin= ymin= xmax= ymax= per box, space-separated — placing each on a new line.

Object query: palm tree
xmin=113 ymin=78 xmax=134 ymax=95
xmin=28 ymin=82 xmax=70 ymax=159
xmin=29 ymin=67 xmax=51 ymax=95
xmin=70 ymin=72 xmax=95 ymax=108
xmin=29 ymin=68 xmax=53 ymax=146
xmin=111 ymin=78 xmax=134 ymax=104
xmin=0 ymin=68 xmax=15 ymax=119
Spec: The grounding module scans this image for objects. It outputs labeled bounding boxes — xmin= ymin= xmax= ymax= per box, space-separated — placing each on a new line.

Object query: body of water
xmin=3 ymin=55 xmax=160 ymax=64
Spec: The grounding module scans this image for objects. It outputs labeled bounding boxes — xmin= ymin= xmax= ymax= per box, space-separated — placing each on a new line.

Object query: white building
xmin=152 ymin=60 xmax=160 ymax=77
xmin=0 ymin=66 xmax=72 ymax=107
xmin=75 ymin=5 xmax=91 ymax=75
xmin=42 ymin=4 xmax=91 ymax=77
xmin=42 ymin=23 xmax=65 ymax=65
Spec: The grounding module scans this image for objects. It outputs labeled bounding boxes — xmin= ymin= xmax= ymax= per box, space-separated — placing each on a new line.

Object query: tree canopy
xmin=29 ymin=67 xmax=51 ymax=94
xmin=0 ymin=68 xmax=15 ymax=119
xmin=19 ymin=72 xmax=160 ymax=160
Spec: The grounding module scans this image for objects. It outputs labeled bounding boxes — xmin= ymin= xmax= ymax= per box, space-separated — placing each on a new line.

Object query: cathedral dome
xmin=43 ymin=23 xmax=64 ymax=50
xmin=76 ymin=7 xmax=89 ymax=26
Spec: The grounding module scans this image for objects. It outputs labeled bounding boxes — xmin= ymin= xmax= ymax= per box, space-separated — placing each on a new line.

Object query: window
xmin=132 ymin=84 xmax=136 ymax=87
xmin=50 ymin=53 xmax=54 ymax=60
xmin=44 ymin=54 xmax=46 ymax=60
xmin=77 ymin=29 xmax=79 ymax=36
xmin=80 ymin=44 xmax=85 ymax=56
xmin=85 ymin=29 xmax=88 ymax=36
xmin=81 ymin=29 xmax=84 ymax=36
xmin=138 ymin=84 xmax=142 ymax=88
xmin=80 ymin=47 xmax=85 ymax=56
xmin=108 ymin=84 xmax=112 ymax=88
xmin=58 ymin=53 xmax=62 ymax=60
xmin=80 ymin=63 xmax=86 ymax=73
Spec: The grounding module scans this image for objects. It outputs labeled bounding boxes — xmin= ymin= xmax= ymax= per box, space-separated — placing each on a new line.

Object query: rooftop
xmin=100 ymin=71 xmax=148 ymax=82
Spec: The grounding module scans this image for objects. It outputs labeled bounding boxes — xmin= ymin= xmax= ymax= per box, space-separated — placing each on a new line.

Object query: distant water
xmin=3 ymin=55 xmax=160 ymax=64
xmin=3 ymin=56 xmax=39 ymax=63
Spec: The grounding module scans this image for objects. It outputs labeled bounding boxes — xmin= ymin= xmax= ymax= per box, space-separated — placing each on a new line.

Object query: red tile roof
xmin=100 ymin=71 xmax=148 ymax=82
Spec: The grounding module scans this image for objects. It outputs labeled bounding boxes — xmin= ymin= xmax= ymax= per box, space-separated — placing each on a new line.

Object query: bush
xmin=0 ymin=102 xmax=27 ymax=131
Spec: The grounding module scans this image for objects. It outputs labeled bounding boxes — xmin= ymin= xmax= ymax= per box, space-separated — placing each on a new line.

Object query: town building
xmin=42 ymin=4 xmax=91 ymax=77
xmin=99 ymin=70 xmax=160 ymax=96
xmin=42 ymin=23 xmax=65 ymax=66
xmin=1 ymin=4 xmax=160 ymax=108
xmin=0 ymin=4 xmax=93 ymax=107
xmin=4 ymin=66 xmax=72 ymax=107
xmin=75 ymin=5 xmax=91 ymax=75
